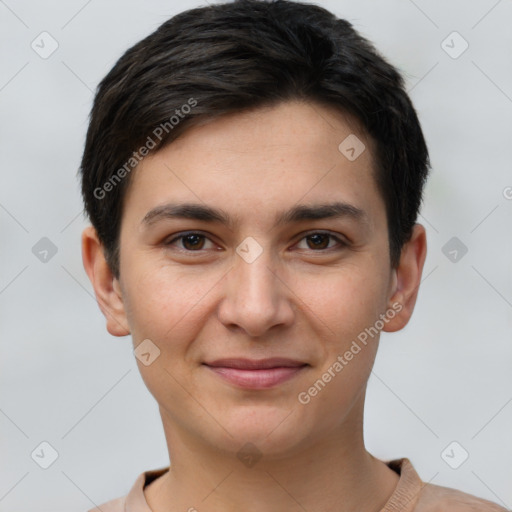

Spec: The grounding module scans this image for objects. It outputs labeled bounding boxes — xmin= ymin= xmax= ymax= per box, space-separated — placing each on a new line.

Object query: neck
xmin=145 ymin=398 xmax=400 ymax=512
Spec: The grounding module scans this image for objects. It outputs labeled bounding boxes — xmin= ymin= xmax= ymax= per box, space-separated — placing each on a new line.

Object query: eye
xmin=165 ymin=232 xmax=217 ymax=251
xmin=295 ymin=231 xmax=347 ymax=251
xmin=164 ymin=230 xmax=347 ymax=253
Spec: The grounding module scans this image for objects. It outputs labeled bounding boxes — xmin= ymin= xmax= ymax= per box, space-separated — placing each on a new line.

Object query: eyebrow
xmin=141 ymin=201 xmax=369 ymax=230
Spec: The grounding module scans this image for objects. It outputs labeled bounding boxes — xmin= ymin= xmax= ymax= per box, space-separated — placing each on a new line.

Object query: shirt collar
xmin=124 ymin=457 xmax=424 ymax=512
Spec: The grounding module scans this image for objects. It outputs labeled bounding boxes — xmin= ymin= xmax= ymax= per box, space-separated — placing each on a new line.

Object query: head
xmin=81 ymin=0 xmax=429 ymax=458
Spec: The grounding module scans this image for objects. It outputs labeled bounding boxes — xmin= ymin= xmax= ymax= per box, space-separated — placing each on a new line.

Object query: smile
xmin=203 ymin=358 xmax=308 ymax=389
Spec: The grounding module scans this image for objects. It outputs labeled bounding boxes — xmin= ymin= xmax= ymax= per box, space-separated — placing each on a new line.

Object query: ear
xmin=81 ymin=226 xmax=130 ymax=337
xmin=382 ymin=223 xmax=427 ymax=333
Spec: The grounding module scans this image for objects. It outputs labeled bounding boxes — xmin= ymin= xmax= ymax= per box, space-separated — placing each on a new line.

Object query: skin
xmin=82 ymin=100 xmax=427 ymax=512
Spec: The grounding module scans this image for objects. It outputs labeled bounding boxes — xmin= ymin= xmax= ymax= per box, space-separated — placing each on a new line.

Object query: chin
xmin=208 ymin=405 xmax=310 ymax=456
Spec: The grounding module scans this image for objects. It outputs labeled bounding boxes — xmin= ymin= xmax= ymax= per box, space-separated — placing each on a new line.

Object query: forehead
xmin=121 ymin=100 xmax=384 ymax=230
xmin=161 ymin=101 xmax=373 ymax=166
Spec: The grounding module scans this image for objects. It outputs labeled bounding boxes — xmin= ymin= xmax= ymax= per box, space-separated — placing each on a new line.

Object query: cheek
xmin=294 ymin=262 xmax=387 ymax=393
xmin=122 ymin=264 xmax=219 ymax=407
xmin=123 ymin=260 xmax=219 ymax=340
xmin=298 ymin=262 xmax=388 ymax=339
xmin=295 ymin=271 xmax=383 ymax=426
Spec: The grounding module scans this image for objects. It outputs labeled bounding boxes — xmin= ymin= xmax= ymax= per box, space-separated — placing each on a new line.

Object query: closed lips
xmin=204 ymin=358 xmax=308 ymax=370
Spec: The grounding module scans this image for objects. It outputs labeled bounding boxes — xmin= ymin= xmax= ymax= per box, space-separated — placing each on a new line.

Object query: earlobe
xmin=382 ymin=224 xmax=427 ymax=333
xmin=81 ymin=226 xmax=131 ymax=337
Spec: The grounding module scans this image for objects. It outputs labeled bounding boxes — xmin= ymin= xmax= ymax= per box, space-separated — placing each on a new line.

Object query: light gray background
xmin=1 ymin=0 xmax=511 ymax=511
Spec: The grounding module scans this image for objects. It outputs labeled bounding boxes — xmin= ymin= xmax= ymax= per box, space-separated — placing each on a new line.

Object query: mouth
xmin=203 ymin=358 xmax=309 ymax=389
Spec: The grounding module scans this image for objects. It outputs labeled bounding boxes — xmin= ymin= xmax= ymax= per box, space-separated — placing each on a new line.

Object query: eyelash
xmin=164 ymin=231 xmax=347 ymax=253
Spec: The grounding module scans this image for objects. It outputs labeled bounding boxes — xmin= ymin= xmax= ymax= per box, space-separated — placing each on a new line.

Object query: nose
xmin=217 ymin=244 xmax=295 ymax=337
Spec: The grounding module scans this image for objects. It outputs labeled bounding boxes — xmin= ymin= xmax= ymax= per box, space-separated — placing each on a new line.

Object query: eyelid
xmin=164 ymin=230 xmax=348 ymax=252
xmin=294 ymin=230 xmax=348 ymax=250
xmin=165 ymin=230 xmax=219 ymax=250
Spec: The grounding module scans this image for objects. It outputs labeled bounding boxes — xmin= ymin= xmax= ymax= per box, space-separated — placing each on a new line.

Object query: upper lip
xmin=204 ymin=358 xmax=307 ymax=370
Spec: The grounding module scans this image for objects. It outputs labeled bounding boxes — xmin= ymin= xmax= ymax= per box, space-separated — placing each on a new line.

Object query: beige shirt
xmin=88 ymin=458 xmax=508 ymax=511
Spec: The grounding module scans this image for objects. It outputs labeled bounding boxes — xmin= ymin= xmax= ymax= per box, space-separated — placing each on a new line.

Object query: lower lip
xmin=204 ymin=365 xmax=306 ymax=389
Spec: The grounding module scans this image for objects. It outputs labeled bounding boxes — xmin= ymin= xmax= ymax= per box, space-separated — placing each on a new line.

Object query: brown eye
xmin=165 ymin=232 xmax=215 ymax=251
xmin=306 ymin=233 xmax=330 ymax=250
xmin=181 ymin=234 xmax=205 ymax=250
xmin=296 ymin=232 xmax=346 ymax=251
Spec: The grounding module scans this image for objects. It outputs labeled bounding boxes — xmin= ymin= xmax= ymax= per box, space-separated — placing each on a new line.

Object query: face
xmin=94 ymin=101 xmax=416 ymax=457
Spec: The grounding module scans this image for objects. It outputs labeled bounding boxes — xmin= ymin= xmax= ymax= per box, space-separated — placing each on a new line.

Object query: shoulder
xmin=87 ymin=495 xmax=125 ymax=512
xmin=86 ymin=466 xmax=169 ymax=512
xmin=415 ymin=481 xmax=509 ymax=511
xmin=383 ymin=458 xmax=508 ymax=512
